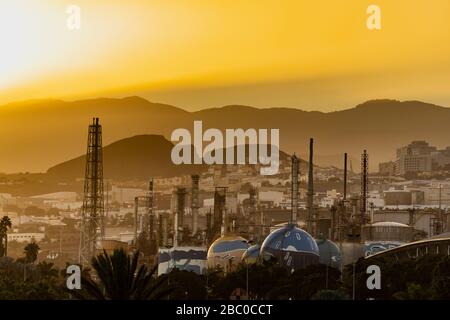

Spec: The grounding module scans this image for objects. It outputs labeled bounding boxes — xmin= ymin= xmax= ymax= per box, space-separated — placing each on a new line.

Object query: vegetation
xmin=160 ymin=254 xmax=450 ymax=300
xmin=0 ymin=216 xmax=12 ymax=257
xmin=343 ymin=254 xmax=450 ymax=300
xmin=204 ymin=260 xmax=343 ymax=300
xmin=23 ymin=242 xmax=40 ymax=264
xmin=0 ymin=239 xmax=448 ymax=300
xmin=73 ymin=249 xmax=172 ymax=300
xmin=0 ymin=257 xmax=69 ymax=299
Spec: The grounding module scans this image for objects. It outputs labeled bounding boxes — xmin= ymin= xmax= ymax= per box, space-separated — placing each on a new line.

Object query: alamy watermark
xmin=367 ymin=4 xmax=381 ymax=30
xmin=66 ymin=4 xmax=81 ymax=30
xmin=170 ymin=121 xmax=280 ymax=175
xmin=66 ymin=264 xmax=81 ymax=290
xmin=366 ymin=265 xmax=381 ymax=290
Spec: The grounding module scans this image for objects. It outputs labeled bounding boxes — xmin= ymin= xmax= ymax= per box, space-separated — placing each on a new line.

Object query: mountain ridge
xmin=0 ymin=97 xmax=448 ymax=173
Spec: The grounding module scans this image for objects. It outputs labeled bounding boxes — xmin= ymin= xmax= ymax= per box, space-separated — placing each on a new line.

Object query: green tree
xmin=74 ymin=248 xmax=172 ymax=300
xmin=0 ymin=257 xmax=69 ymax=299
xmin=0 ymin=216 xmax=12 ymax=257
xmin=24 ymin=242 xmax=40 ymax=264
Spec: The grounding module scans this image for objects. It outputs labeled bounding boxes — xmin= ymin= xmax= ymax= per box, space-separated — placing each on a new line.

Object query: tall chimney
xmin=175 ymin=187 xmax=186 ymax=245
xmin=344 ymin=153 xmax=347 ymax=201
xmin=291 ymin=154 xmax=299 ymax=224
xmin=360 ymin=150 xmax=369 ymax=225
xmin=307 ymin=138 xmax=315 ymax=235
xmin=134 ymin=197 xmax=138 ymax=244
xmin=214 ymin=187 xmax=227 ymax=236
xmin=148 ymin=179 xmax=154 ymax=240
xmin=161 ymin=213 xmax=168 ymax=247
xmin=191 ymin=175 xmax=200 ymax=235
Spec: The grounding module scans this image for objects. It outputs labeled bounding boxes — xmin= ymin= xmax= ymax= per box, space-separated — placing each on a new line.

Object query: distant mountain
xmin=0 ymin=97 xmax=449 ymax=173
xmin=46 ymin=135 xmax=206 ymax=180
xmin=46 ymin=135 xmax=292 ymax=181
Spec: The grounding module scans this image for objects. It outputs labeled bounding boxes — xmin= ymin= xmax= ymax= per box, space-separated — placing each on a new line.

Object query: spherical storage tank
xmin=315 ymin=238 xmax=342 ymax=270
xmin=241 ymin=244 xmax=260 ymax=265
xmin=207 ymin=235 xmax=250 ymax=271
xmin=260 ymin=223 xmax=319 ymax=270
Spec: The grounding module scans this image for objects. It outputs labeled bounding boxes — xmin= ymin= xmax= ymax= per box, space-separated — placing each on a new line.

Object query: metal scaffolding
xmin=79 ymin=117 xmax=104 ymax=266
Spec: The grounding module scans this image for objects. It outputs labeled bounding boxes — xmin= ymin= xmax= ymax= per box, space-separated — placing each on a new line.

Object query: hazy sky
xmin=0 ymin=0 xmax=449 ymax=111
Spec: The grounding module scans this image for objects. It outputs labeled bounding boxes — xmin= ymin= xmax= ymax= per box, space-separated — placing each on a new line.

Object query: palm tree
xmin=74 ymin=248 xmax=172 ymax=300
xmin=0 ymin=216 xmax=12 ymax=257
xmin=24 ymin=242 xmax=40 ymax=264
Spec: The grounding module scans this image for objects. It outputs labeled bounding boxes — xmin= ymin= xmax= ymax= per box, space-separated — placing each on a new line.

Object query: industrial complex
xmin=54 ymin=118 xmax=449 ymax=283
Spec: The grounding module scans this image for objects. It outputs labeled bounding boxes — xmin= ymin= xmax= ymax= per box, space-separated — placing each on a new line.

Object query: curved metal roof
xmin=371 ymin=221 xmax=410 ymax=227
xmin=207 ymin=235 xmax=249 ymax=255
xmin=364 ymin=237 xmax=450 ymax=261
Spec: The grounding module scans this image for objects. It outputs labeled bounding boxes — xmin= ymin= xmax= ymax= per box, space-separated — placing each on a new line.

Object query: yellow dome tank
xmin=207 ymin=235 xmax=249 ymax=271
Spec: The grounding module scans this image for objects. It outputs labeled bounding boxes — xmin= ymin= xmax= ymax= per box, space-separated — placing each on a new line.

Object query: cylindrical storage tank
xmin=362 ymin=221 xmax=413 ymax=242
xmin=207 ymin=235 xmax=249 ymax=272
xmin=260 ymin=223 xmax=319 ymax=270
xmin=158 ymin=246 xmax=207 ymax=276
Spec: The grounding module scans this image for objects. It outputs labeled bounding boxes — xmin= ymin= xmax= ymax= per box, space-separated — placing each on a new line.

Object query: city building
xmin=396 ymin=141 xmax=434 ymax=175
xmin=391 ymin=141 xmax=450 ymax=175
xmin=7 ymin=232 xmax=45 ymax=243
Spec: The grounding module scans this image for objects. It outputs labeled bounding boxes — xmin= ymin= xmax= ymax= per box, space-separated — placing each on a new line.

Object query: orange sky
xmin=0 ymin=0 xmax=449 ymax=111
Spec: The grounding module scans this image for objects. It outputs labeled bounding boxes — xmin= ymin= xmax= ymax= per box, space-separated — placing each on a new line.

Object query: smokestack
xmin=134 ymin=197 xmax=138 ymax=244
xmin=161 ymin=213 xmax=168 ymax=247
xmin=206 ymin=209 xmax=212 ymax=243
xmin=191 ymin=175 xmax=200 ymax=235
xmin=148 ymin=179 xmax=154 ymax=240
xmin=176 ymin=187 xmax=186 ymax=228
xmin=344 ymin=153 xmax=347 ymax=201
xmin=214 ymin=187 xmax=227 ymax=236
xmin=307 ymin=138 xmax=314 ymax=235
xmin=360 ymin=150 xmax=369 ymax=225
xmin=175 ymin=187 xmax=186 ymax=245
xmin=291 ymin=154 xmax=299 ymax=224
xmin=173 ymin=210 xmax=178 ymax=247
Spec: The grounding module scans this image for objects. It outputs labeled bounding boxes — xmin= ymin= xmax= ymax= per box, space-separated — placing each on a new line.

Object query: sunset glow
xmin=0 ymin=0 xmax=449 ymax=110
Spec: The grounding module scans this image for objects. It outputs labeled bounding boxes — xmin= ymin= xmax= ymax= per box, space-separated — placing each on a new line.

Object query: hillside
xmin=0 ymin=97 xmax=449 ymax=173
xmin=46 ymin=135 xmax=205 ymax=180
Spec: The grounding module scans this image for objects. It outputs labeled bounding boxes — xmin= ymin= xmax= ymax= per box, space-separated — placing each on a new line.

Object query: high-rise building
xmin=396 ymin=141 xmax=434 ymax=175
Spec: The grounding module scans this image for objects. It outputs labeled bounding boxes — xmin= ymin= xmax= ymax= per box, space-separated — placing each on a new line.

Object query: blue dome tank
xmin=260 ymin=224 xmax=319 ymax=270
xmin=241 ymin=244 xmax=260 ymax=264
xmin=315 ymin=238 xmax=342 ymax=270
